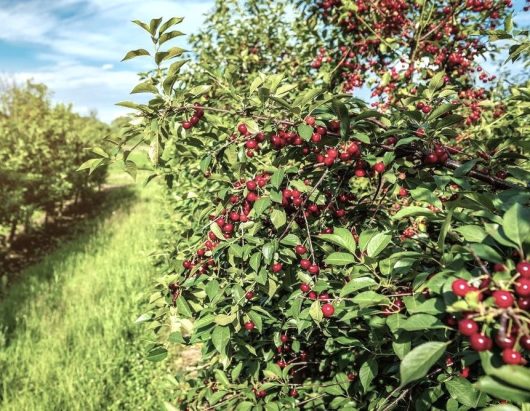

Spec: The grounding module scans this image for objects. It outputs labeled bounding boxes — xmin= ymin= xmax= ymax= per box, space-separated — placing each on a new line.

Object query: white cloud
xmin=0 ymin=0 xmax=213 ymax=122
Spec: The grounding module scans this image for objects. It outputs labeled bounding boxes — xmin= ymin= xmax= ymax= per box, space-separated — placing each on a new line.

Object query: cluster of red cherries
xmin=450 ymin=261 xmax=530 ymax=365
xmin=181 ymin=104 xmax=204 ymax=130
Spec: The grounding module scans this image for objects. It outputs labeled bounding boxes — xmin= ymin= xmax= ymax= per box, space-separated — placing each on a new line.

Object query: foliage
xmin=101 ymin=2 xmax=530 ymax=409
xmin=0 ymin=81 xmax=108 ymax=244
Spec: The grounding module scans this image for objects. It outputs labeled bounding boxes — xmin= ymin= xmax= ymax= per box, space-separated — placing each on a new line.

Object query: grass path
xmin=0 ymin=178 xmax=170 ymax=411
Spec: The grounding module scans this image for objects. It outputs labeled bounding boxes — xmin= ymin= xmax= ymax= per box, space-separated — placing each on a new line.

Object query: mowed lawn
xmin=0 ymin=175 xmax=171 ymax=411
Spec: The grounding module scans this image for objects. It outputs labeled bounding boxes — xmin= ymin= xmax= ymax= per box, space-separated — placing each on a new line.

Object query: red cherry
xmin=246 ymin=180 xmax=257 ymax=191
xmin=452 ymin=279 xmax=471 ymax=297
xmin=424 ymin=153 xmax=439 ymax=165
xmin=305 ymin=116 xmax=316 ymax=126
xmin=318 ymin=292 xmax=330 ymax=301
xmin=422 ymin=105 xmax=432 ymax=114
xmin=256 ymin=390 xmax=266 ymax=398
xmin=238 ymin=123 xmax=248 ymax=134
xmin=295 ymin=245 xmax=307 ymax=255
xmin=493 ymin=263 xmax=506 ymax=272
xmin=458 ymin=319 xmax=479 ymax=336
xmin=244 ymin=321 xmax=255 ymax=331
xmin=245 ymin=291 xmax=254 ymax=300
xmin=308 ymin=291 xmax=317 ymax=300
xmin=516 ymin=279 xmax=530 ymax=297
xmin=316 ymin=126 xmax=327 ymax=136
xmin=398 ymin=187 xmax=409 ymax=197
xmin=460 ymin=367 xmax=470 ymax=378
xmin=355 ymin=169 xmax=366 ymax=178
xmin=182 ymin=121 xmax=192 ymax=129
xmin=300 ymin=283 xmax=311 ymax=293
xmin=521 ymin=335 xmax=530 ymax=350
xmin=222 ymin=223 xmax=234 ymax=233
xmin=277 ymin=360 xmax=287 ymax=368
xmin=311 ymin=133 xmax=322 ymax=143
xmin=271 ymin=262 xmax=283 ymax=273
xmin=517 ymin=262 xmax=530 ymax=278
xmin=289 ymin=388 xmax=298 ymax=397
xmin=245 ymin=139 xmax=258 ymax=149
xmin=300 ymin=259 xmax=311 ymax=270
xmin=246 ymin=192 xmax=258 ymax=202
xmin=518 ymin=297 xmax=530 ymax=310
xmin=373 ymin=162 xmax=385 ymax=173
xmin=492 ymin=290 xmax=514 ymax=308
xmin=470 ymin=333 xmax=492 ymax=351
xmin=308 ymin=264 xmax=320 ymax=275
xmin=502 ymin=349 xmax=523 ymax=365
xmin=321 ymin=303 xmax=335 ymax=317
xmin=280 ymin=334 xmax=289 ymax=343
xmin=495 ymin=333 xmax=515 ymax=349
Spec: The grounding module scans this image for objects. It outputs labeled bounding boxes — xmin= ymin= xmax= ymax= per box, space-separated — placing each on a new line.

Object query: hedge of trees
xmin=0 ymin=81 xmax=108 ymax=246
xmin=97 ymin=0 xmax=529 ymax=409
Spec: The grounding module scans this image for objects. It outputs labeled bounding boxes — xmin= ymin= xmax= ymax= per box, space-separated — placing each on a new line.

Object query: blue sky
xmin=0 ymin=0 xmax=528 ymax=123
xmin=0 ymin=0 xmax=214 ymax=122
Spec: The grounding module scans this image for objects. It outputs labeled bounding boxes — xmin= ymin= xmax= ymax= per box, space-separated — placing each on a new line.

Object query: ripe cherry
xmin=460 ymin=367 xmax=470 ymax=378
xmin=322 ymin=303 xmax=335 ymax=317
xmin=515 ymin=278 xmax=530 ymax=297
xmin=305 ymin=116 xmax=316 ymax=126
xmin=517 ymin=261 xmax=530 ymax=278
xmin=245 ymin=291 xmax=254 ymax=300
xmin=492 ymin=290 xmax=514 ymax=308
xmin=452 ymin=279 xmax=471 ymax=297
xmin=244 ymin=321 xmax=255 ymax=331
xmin=300 ymin=259 xmax=311 ymax=270
xmin=373 ymin=162 xmax=385 ymax=173
xmin=238 ymin=123 xmax=248 ymax=134
xmin=295 ymin=245 xmax=307 ymax=255
xmin=256 ymin=390 xmax=266 ymax=398
xmin=458 ymin=319 xmax=478 ymax=336
xmin=222 ymin=223 xmax=234 ymax=233
xmin=398 ymin=187 xmax=409 ymax=197
xmin=182 ymin=121 xmax=192 ymax=129
xmin=300 ymin=283 xmax=311 ymax=293
xmin=272 ymin=262 xmax=283 ymax=273
xmin=521 ymin=335 xmax=530 ymax=350
xmin=280 ymin=334 xmax=289 ymax=343
xmin=308 ymin=291 xmax=317 ymax=300
xmin=308 ymin=264 xmax=320 ymax=275
xmin=502 ymin=349 xmax=523 ymax=365
xmin=246 ymin=180 xmax=257 ymax=191
xmin=493 ymin=263 xmax=506 ymax=272
xmin=277 ymin=360 xmax=287 ymax=368
xmin=518 ymin=297 xmax=530 ymax=310
xmin=470 ymin=333 xmax=492 ymax=352
xmin=424 ymin=153 xmax=438 ymax=165
xmin=289 ymin=388 xmax=298 ymax=398
xmin=495 ymin=333 xmax=515 ymax=349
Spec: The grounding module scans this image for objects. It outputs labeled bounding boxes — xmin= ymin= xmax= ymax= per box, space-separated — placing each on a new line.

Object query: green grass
xmin=0 ymin=174 xmax=171 ymax=411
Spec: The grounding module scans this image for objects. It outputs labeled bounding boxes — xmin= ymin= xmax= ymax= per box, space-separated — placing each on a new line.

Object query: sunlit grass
xmin=0 ymin=173 xmax=171 ymax=411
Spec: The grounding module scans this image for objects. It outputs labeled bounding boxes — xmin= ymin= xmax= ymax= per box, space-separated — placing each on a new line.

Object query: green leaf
xmin=309 ymin=300 xmax=323 ymax=323
xmin=212 ymin=325 xmax=230 ymax=354
xmin=122 ymin=49 xmax=150 ymax=61
xmin=352 ymin=291 xmax=389 ymax=308
xmin=402 ymin=314 xmax=445 ymax=331
xmin=324 ymin=252 xmax=356 ymax=266
xmin=280 ymin=234 xmax=300 ymax=246
xmin=131 ymin=80 xmax=158 ymax=94
xmin=297 ymin=123 xmax=313 ymax=141
xmin=159 ymin=30 xmax=185 ymax=45
xmin=332 ymin=100 xmax=350 ymax=138
xmin=270 ymin=209 xmax=286 ymax=229
xmin=252 ymin=197 xmax=272 ymax=217
xmin=475 ymin=376 xmax=530 ymax=403
xmin=400 ymin=341 xmax=447 ymax=386
xmin=270 ymin=169 xmax=285 ymax=189
xmin=502 ymin=203 xmax=530 ymax=251
xmin=359 ymin=359 xmax=378 ymax=393
xmin=340 ymin=277 xmax=377 ymax=297
xmin=445 ymin=377 xmax=486 ymax=407
xmin=454 ymin=159 xmax=479 ymax=177
xmin=159 ymin=16 xmax=184 ymax=34
xmin=163 ymin=60 xmax=189 ymax=94
xmin=428 ymin=103 xmax=455 ymax=121
xmin=176 ymin=297 xmax=192 ymax=317
xmin=393 ymin=206 xmax=434 ymax=219
xmin=214 ymin=313 xmax=236 ymax=326
xmin=318 ymin=227 xmax=357 ymax=254
xmin=454 ymin=225 xmax=487 ymax=243
xmin=147 ymin=345 xmax=168 ymax=362
xmin=428 ymin=72 xmax=445 ymax=92
xmin=366 ymin=232 xmax=391 ymax=257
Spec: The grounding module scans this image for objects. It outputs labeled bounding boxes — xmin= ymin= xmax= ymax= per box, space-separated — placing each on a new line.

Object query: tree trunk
xmin=8 ymin=219 xmax=17 ymax=244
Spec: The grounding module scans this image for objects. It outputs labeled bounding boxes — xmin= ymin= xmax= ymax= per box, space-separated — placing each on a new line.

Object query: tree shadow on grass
xmin=0 ymin=185 xmax=138 ymax=343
